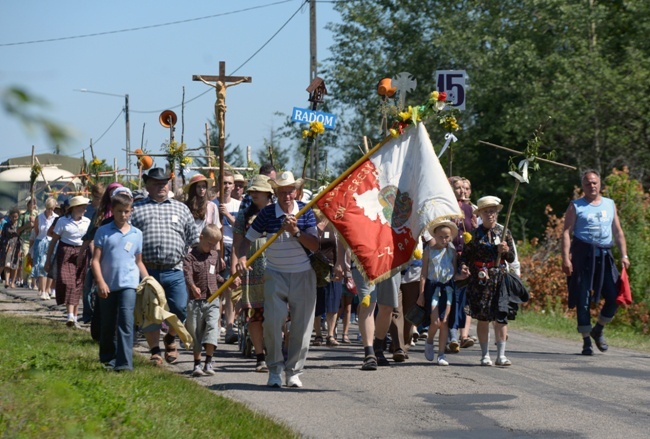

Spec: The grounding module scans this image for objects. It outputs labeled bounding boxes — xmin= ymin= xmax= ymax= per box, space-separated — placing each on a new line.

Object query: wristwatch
xmin=293 ymin=230 xmax=301 ymax=238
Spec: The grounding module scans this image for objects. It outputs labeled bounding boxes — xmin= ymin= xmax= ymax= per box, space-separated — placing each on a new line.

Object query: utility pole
xmin=125 ymin=94 xmax=131 ymax=177
xmin=309 ymin=0 xmax=319 ymax=186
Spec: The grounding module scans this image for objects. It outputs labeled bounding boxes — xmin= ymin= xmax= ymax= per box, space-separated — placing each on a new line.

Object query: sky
xmin=0 ymin=0 xmax=341 ymax=176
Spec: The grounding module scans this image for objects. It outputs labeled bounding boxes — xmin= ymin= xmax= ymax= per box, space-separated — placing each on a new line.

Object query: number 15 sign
xmin=435 ymin=70 xmax=467 ymax=111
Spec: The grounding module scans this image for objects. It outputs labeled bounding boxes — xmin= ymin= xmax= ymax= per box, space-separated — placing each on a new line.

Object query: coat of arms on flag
xmin=317 ymin=122 xmax=461 ymax=284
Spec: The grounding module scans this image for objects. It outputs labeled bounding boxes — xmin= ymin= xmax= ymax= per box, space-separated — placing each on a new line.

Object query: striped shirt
xmin=245 ymin=200 xmax=317 ymax=273
xmin=131 ymin=197 xmax=199 ymax=269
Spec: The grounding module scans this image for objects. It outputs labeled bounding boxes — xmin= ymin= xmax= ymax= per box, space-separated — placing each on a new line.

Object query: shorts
xmin=186 ymin=299 xmax=220 ymax=353
xmin=351 ymin=267 xmax=375 ymax=304
xmin=375 ymin=273 xmax=400 ymax=308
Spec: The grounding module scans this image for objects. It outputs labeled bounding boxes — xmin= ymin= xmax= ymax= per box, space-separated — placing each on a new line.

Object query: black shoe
xmin=361 ymin=355 xmax=378 ymax=371
xmin=581 ymin=345 xmax=594 ymax=356
xmin=590 ymin=330 xmax=608 ymax=352
xmin=375 ymin=350 xmax=390 ymax=366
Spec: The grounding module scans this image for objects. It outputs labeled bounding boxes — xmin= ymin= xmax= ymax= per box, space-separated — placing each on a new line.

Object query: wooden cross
xmin=192 ymin=61 xmax=252 ymax=144
xmin=192 ymin=61 xmax=252 ymax=207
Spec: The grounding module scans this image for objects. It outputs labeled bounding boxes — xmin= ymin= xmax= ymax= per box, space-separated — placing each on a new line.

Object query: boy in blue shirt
xmin=91 ymin=189 xmax=148 ymax=371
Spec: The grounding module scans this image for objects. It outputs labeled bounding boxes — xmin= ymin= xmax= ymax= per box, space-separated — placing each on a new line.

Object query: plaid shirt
xmin=183 ymin=247 xmax=224 ymax=300
xmin=131 ymin=197 xmax=198 ymax=269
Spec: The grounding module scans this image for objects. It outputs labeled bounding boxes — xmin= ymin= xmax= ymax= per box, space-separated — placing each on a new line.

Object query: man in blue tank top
xmin=561 ymin=170 xmax=630 ymax=355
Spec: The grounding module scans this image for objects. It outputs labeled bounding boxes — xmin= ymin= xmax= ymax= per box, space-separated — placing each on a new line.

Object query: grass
xmin=510 ymin=307 xmax=650 ymax=353
xmin=0 ymin=314 xmax=297 ymax=439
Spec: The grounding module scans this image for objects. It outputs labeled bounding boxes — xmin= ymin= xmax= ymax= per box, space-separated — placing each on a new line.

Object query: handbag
xmin=404 ymin=304 xmax=426 ymax=327
xmin=616 ymin=266 xmax=632 ymax=306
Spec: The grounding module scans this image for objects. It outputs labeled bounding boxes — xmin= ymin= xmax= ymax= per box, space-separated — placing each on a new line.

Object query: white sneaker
xmin=192 ymin=364 xmax=206 ymax=377
xmin=437 ymin=354 xmax=449 ymax=366
xmin=40 ymin=292 xmax=50 ymax=300
xmin=424 ymin=341 xmax=435 ymax=362
xmin=267 ymin=372 xmax=282 ymax=388
xmin=286 ymin=374 xmax=303 ymax=388
xmin=481 ymin=355 xmax=493 ymax=366
xmin=50 ymin=291 xmax=56 ymax=299
xmin=66 ymin=315 xmax=75 ymax=327
xmin=203 ymin=362 xmax=216 ymax=375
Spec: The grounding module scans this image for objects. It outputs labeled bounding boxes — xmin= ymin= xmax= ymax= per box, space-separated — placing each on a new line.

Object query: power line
xmin=131 ymin=0 xmax=308 ymax=114
xmin=0 ymin=0 xmax=294 ymax=47
xmin=92 ymin=109 xmax=125 ymax=145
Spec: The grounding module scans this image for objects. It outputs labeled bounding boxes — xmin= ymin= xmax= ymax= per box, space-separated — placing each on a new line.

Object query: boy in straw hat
xmin=417 ymin=221 xmax=470 ymax=366
xmin=235 ymin=171 xmax=319 ymax=388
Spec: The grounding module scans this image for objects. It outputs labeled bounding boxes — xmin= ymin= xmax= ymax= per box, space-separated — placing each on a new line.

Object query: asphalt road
xmin=3 ymin=286 xmax=649 ymax=438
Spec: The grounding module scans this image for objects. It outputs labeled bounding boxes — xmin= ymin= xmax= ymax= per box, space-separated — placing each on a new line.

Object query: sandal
xmin=326 ymin=336 xmax=339 ymax=347
xmin=164 ymin=334 xmax=178 ymax=364
xmin=150 ymin=354 xmax=163 ymax=366
xmin=341 ymin=334 xmax=351 ymax=344
xmin=313 ymin=335 xmax=323 ymax=346
xmin=361 ymin=355 xmax=378 ymax=371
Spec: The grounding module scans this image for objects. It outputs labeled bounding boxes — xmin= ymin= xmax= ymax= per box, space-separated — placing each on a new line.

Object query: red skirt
xmin=55 ymin=243 xmax=87 ymax=306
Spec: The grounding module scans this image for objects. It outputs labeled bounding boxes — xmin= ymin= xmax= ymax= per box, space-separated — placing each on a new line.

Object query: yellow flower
xmin=463 ymin=232 xmax=472 ymax=244
xmin=399 ymin=106 xmax=413 ymax=122
xmin=181 ymin=157 xmax=193 ymax=166
xmin=430 ymin=91 xmax=440 ymax=101
xmin=302 ymin=129 xmax=310 ymax=139
xmin=310 ymin=121 xmax=325 ymax=135
xmin=389 ymin=128 xmax=399 ymax=138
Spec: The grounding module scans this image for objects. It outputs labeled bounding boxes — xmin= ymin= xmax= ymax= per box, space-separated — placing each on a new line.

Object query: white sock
xmin=497 ymin=341 xmax=506 ymax=359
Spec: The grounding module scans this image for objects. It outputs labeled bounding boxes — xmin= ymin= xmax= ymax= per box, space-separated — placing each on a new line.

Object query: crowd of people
xmin=0 ymin=166 xmax=629 ymax=387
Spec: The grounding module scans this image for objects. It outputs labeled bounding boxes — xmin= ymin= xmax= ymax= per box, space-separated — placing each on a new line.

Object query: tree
xmin=197 ymin=115 xmax=244 ymax=169
xmin=323 ymin=0 xmax=650 ymax=237
xmin=256 ymin=125 xmax=291 ymax=172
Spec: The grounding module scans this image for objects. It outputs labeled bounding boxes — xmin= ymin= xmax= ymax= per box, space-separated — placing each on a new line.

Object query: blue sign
xmin=291 ymin=107 xmax=337 ymax=129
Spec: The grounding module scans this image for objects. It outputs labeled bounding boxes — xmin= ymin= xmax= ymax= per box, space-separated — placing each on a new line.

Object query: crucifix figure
xmin=193 ymin=61 xmax=252 ymax=143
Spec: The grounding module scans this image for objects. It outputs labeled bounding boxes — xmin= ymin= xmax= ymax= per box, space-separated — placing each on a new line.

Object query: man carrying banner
xmin=235 ymin=171 xmax=319 ymax=388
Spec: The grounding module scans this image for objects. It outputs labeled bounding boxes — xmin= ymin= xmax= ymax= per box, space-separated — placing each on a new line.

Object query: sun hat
xmin=428 ymin=219 xmax=459 ymax=237
xmin=183 ymin=173 xmax=214 ymax=194
xmin=474 ymin=196 xmax=503 ymax=214
xmin=142 ymin=167 xmax=171 ymax=183
xmin=233 ymin=173 xmax=246 ymax=184
xmin=246 ymin=174 xmax=273 ymax=194
xmin=269 ymin=171 xmax=304 ymax=190
xmin=68 ymin=196 xmax=90 ymax=208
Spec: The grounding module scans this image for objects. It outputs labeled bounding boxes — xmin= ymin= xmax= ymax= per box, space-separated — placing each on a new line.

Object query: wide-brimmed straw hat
xmin=474 ymin=195 xmax=503 ymax=214
xmin=142 ymin=167 xmax=171 ymax=183
xmin=269 ymin=171 xmax=304 ymax=190
xmin=428 ymin=219 xmax=459 ymax=237
xmin=183 ymin=173 xmax=214 ymax=194
xmin=246 ymin=174 xmax=274 ymax=194
xmin=68 ymin=196 xmax=90 ymax=208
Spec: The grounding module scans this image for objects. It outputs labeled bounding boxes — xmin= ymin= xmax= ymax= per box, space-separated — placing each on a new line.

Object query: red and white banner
xmin=317 ymin=123 xmax=461 ymax=284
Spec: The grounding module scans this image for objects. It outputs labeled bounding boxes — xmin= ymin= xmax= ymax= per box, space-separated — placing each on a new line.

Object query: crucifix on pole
xmin=192 ymin=61 xmax=252 ymax=208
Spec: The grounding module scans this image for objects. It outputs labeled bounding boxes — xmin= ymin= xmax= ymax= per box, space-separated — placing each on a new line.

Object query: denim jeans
xmin=99 ymin=288 xmax=136 ymax=370
xmin=147 ymin=268 xmax=188 ymax=322
xmin=576 ymin=257 xmax=618 ymax=333
xmin=81 ymin=268 xmax=95 ymax=324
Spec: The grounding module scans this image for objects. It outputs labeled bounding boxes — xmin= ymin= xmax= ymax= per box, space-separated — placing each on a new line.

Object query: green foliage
xmin=2 ymin=86 xmax=73 ymax=147
xmin=197 ymin=116 xmax=245 ymax=168
xmin=603 ymin=168 xmax=650 ymax=306
xmin=324 ymin=0 xmax=650 ymax=237
xmin=0 ymin=315 xmax=297 ymax=438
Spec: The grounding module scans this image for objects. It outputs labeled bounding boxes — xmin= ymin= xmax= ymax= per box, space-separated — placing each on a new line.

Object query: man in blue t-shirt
xmin=562 ymin=169 xmax=630 ymax=356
